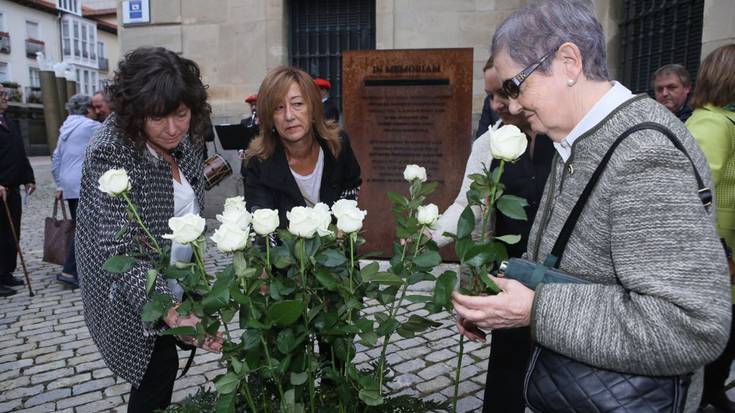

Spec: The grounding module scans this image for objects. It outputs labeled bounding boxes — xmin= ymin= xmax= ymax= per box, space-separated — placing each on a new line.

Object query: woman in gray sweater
xmin=452 ymin=1 xmax=731 ymax=412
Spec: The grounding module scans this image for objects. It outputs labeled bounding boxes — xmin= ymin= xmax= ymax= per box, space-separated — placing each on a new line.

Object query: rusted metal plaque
xmin=343 ymin=48 xmax=473 ymax=259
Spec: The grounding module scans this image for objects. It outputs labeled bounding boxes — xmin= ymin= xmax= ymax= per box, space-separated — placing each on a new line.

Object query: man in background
xmin=0 ymin=84 xmax=35 ymax=297
xmin=91 ymin=90 xmax=111 ymax=122
xmin=652 ymin=64 xmax=693 ymax=122
xmin=475 ymin=58 xmax=500 ymax=139
xmin=315 ymin=78 xmax=339 ymax=123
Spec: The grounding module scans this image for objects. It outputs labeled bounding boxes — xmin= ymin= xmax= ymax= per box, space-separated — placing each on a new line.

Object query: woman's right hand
xmin=164 ymin=306 xmax=224 ymax=352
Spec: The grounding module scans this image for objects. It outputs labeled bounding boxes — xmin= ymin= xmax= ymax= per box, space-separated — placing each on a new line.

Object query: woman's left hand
xmin=452 ymin=275 xmax=535 ymax=330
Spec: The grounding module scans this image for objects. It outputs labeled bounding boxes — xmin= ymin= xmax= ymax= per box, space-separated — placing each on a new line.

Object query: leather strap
xmin=546 ymin=122 xmax=711 ymax=269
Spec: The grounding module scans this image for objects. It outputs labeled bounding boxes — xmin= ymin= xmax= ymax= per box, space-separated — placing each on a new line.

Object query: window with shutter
xmin=618 ymin=0 xmax=704 ymax=94
xmin=289 ymin=0 xmax=376 ymax=112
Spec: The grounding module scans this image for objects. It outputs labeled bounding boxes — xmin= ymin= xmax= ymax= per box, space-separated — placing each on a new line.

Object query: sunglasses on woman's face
xmin=501 ymin=46 xmax=560 ymax=99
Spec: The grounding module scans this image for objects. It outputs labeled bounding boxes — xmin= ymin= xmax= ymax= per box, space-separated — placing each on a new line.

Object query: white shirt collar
xmin=553 ymin=81 xmax=634 ymax=162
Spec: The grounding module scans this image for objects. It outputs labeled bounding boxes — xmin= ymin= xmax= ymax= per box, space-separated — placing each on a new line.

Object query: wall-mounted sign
xmin=122 ymin=0 xmax=150 ymax=25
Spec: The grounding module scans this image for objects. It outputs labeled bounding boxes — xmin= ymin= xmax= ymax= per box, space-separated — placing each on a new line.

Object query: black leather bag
xmin=515 ymin=123 xmax=710 ymax=413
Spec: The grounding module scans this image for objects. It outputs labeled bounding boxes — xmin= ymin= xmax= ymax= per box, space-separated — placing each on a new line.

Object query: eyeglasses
xmin=501 ymin=46 xmax=560 ymax=99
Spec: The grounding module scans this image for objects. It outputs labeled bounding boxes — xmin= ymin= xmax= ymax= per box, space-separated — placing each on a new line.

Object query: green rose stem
xmin=260 ymin=334 xmax=287 ymax=412
xmin=192 ymin=243 xmax=232 ymax=341
xmin=298 ymin=239 xmax=317 ymax=413
xmin=121 ymin=192 xmax=161 ymax=254
xmin=343 ymin=232 xmax=357 ymax=383
xmin=376 ymin=227 xmax=425 ymax=394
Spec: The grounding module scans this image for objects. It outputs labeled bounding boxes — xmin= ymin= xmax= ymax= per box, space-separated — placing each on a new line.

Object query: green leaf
xmin=479 ymin=273 xmax=503 ymax=294
xmin=401 ymin=314 xmax=441 ymax=332
xmin=215 ymin=392 xmax=235 ymax=413
xmin=355 ymin=318 xmax=373 ymax=333
xmin=159 ymin=326 xmax=197 ymax=336
xmin=386 ymin=191 xmax=409 ymax=208
xmin=241 ymin=329 xmax=262 ymax=350
xmin=268 ymin=300 xmax=304 ymax=327
xmin=405 ymin=294 xmax=432 ymax=303
xmin=407 ymin=272 xmax=435 ymax=284
xmin=202 ymin=272 xmax=234 ymax=315
xmin=114 ymin=224 xmax=129 ymax=241
xmin=102 ymin=255 xmax=138 ymax=273
xmin=455 ymin=237 xmax=473 ymax=262
xmin=376 ymin=318 xmax=400 ymax=336
xmin=291 ymin=371 xmax=308 ymax=386
xmin=145 ymin=269 xmax=157 ymax=295
xmin=359 ymin=261 xmax=379 ymax=279
xmin=497 ymin=194 xmax=528 ymax=220
xmin=214 ymin=372 xmax=240 ymax=394
xmin=432 ymin=270 xmax=457 ymax=309
xmin=463 ymin=243 xmax=504 ymax=268
xmin=359 ymin=331 xmax=378 ymax=346
xmin=495 ymin=234 xmax=521 ymax=245
xmin=359 ymin=389 xmax=385 ymax=406
xmin=314 ymin=268 xmax=338 ymax=290
xmin=270 ymin=245 xmax=295 ymax=269
xmin=140 ymin=293 xmax=173 ymax=323
xmin=418 ymin=181 xmax=439 ymax=197
xmin=362 ymin=271 xmax=404 ymax=285
xmin=413 ymin=250 xmax=442 ymax=269
xmin=456 ymin=205 xmax=476 ymax=239
xmin=316 ymin=250 xmax=348 ymax=267
xmin=276 ymin=329 xmax=304 ymax=354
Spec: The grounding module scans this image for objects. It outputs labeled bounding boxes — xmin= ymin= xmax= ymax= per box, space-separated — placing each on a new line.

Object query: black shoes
xmin=0 ymin=285 xmax=16 ymax=297
xmin=56 ymin=273 xmax=79 ymax=288
xmin=0 ymin=275 xmax=23 ymax=287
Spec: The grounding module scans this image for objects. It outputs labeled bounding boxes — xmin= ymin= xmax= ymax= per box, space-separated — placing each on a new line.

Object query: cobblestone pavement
xmin=0 ymin=157 xmax=492 ymax=413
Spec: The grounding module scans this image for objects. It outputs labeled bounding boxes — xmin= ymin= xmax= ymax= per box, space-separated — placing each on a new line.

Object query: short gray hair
xmin=651 ymin=64 xmax=691 ymax=88
xmin=65 ymin=94 xmax=92 ymax=115
xmin=491 ymin=0 xmax=609 ymax=81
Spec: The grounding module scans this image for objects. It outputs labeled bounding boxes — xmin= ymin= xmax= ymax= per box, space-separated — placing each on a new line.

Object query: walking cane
xmin=2 ymin=197 xmax=33 ymax=297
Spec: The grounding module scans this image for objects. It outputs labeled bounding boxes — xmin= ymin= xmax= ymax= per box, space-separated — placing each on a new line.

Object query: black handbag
xmin=515 ymin=122 xmax=711 ymax=413
xmin=43 ymin=199 xmax=75 ymax=265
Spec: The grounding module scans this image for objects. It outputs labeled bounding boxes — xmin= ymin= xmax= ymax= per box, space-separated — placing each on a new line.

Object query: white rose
xmin=223 ymin=196 xmax=247 ymax=212
xmin=416 ymin=204 xmax=440 ymax=226
xmin=287 ymin=206 xmax=319 ymax=238
xmin=403 ymin=164 xmax=427 ymax=183
xmin=252 ymin=209 xmax=280 ymax=235
xmin=312 ymin=203 xmax=333 ymax=237
xmin=98 ymin=168 xmax=131 ymax=196
xmin=331 ymin=199 xmax=358 ymax=220
xmin=336 ymin=206 xmax=367 ymax=234
xmin=211 ymin=225 xmax=249 ymax=252
xmin=216 ymin=207 xmax=252 ymax=231
xmin=489 ymin=124 xmax=528 ymax=162
xmin=162 ymin=213 xmax=206 ymax=244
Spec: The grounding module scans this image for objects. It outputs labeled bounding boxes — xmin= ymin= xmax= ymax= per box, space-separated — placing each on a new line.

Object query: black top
xmin=323 ymin=98 xmax=340 ymax=123
xmin=491 ymin=133 xmax=555 ymax=258
xmin=475 ymin=96 xmax=500 ymax=140
xmin=243 ymin=132 xmax=361 ymax=228
xmin=675 ymin=104 xmax=693 ymax=123
xmin=0 ymin=113 xmax=35 ymax=187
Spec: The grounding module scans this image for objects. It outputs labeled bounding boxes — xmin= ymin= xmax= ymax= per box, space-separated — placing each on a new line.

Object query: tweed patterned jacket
xmin=527 ymin=96 xmax=731 ymax=412
xmin=76 ymin=115 xmax=205 ymax=387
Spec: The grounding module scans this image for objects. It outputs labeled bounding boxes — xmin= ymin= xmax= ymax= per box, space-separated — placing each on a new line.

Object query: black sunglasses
xmin=501 ymin=46 xmax=560 ymax=99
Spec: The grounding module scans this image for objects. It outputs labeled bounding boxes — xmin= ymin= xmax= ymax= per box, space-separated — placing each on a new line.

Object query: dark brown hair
xmin=246 ymin=66 xmax=341 ymax=160
xmin=691 ymin=44 xmax=735 ymax=108
xmin=107 ymin=47 xmax=211 ymax=149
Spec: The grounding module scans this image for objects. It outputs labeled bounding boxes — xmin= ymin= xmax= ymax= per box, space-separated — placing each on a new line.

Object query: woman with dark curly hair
xmin=76 ymin=47 xmax=221 ymax=413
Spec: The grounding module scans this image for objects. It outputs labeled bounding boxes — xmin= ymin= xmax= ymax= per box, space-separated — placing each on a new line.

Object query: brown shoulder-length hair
xmin=691 ymin=44 xmax=735 ymax=109
xmin=107 ymin=47 xmax=211 ymax=150
xmin=246 ymin=66 xmax=341 ymax=160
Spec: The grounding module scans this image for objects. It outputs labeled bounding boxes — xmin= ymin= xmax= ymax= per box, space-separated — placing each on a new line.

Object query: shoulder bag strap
xmin=544 ymin=122 xmax=712 ymax=269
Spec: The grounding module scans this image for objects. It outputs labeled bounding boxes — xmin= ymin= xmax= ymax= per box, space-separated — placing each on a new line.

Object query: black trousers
xmin=0 ymin=187 xmax=21 ymax=276
xmin=128 ymin=335 xmax=179 ymax=413
xmin=61 ymin=199 xmax=78 ymax=276
xmin=702 ymin=304 xmax=735 ymax=402
xmin=482 ymin=326 xmax=533 ymax=413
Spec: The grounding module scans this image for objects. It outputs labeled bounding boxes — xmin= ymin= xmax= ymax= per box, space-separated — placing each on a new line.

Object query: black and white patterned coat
xmin=76 ymin=115 xmax=205 ymax=387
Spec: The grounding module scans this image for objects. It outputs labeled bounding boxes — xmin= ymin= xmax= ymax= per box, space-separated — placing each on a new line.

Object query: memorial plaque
xmin=343 ymin=48 xmax=473 ymax=259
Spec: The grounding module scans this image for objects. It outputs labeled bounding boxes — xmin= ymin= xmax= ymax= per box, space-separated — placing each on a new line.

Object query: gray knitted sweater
xmin=528 ymin=96 xmax=730 ymax=380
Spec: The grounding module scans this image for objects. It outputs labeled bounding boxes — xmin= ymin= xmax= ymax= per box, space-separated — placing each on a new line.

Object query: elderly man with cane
xmin=0 ymin=84 xmax=35 ymax=297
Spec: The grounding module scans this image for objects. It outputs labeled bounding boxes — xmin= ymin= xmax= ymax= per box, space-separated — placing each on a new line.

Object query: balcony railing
xmin=98 ymin=57 xmax=109 ymax=72
xmin=24 ymin=87 xmax=42 ymax=104
xmin=25 ymin=38 xmax=45 ymax=59
xmin=0 ymin=32 xmax=10 ymax=54
xmin=1 ymin=82 xmax=22 ymax=103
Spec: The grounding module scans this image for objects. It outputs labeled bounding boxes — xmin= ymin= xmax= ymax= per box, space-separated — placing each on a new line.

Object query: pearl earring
xmin=567 ymin=79 xmax=576 ymax=87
